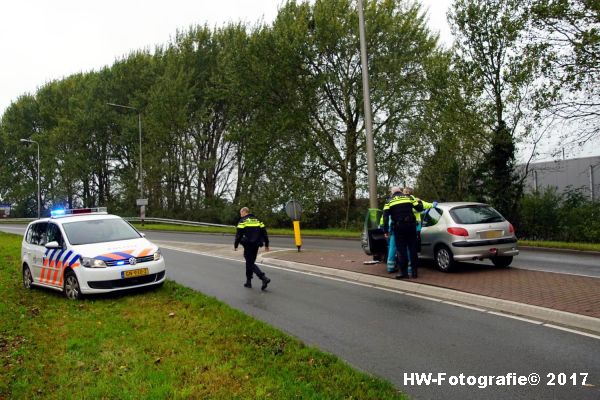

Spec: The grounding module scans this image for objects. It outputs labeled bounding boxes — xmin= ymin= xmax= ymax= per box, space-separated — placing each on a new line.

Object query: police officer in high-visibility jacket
xmin=403 ymin=187 xmax=437 ymax=275
xmin=380 ymin=186 xmax=404 ymax=273
xmin=382 ymin=190 xmax=424 ymax=279
xmin=234 ymin=207 xmax=271 ymax=290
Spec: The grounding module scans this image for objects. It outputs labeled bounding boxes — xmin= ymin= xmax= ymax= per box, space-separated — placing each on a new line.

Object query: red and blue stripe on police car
xmin=39 ymin=247 xmax=153 ymax=286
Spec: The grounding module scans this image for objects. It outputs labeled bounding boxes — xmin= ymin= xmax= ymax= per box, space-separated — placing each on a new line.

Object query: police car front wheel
xmin=22 ymin=265 xmax=33 ymax=289
xmin=64 ymin=271 xmax=82 ymax=300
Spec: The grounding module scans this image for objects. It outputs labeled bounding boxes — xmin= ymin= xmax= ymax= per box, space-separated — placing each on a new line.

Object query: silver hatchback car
xmin=420 ymin=202 xmax=519 ymax=271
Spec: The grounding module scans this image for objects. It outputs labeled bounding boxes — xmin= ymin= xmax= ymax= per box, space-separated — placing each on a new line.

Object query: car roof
xmin=30 ymin=214 xmax=123 ymax=225
xmin=437 ymin=202 xmax=490 ymax=209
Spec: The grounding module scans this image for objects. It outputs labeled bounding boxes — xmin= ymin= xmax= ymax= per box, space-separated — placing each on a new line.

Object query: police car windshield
xmin=61 ymin=218 xmax=141 ymax=245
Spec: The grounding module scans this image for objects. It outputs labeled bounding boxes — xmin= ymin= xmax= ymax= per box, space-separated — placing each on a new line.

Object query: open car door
xmin=360 ymin=208 xmax=387 ymax=261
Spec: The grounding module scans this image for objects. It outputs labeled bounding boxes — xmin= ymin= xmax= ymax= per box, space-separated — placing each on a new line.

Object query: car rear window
xmin=62 ymin=218 xmax=141 ymax=245
xmin=449 ymin=205 xmax=505 ymax=224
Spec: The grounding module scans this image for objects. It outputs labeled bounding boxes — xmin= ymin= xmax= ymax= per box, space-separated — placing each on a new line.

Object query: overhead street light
xmin=107 ymin=102 xmax=146 ymax=224
xmin=357 ymin=0 xmax=378 ymax=209
xmin=20 ymin=138 xmax=41 ymax=218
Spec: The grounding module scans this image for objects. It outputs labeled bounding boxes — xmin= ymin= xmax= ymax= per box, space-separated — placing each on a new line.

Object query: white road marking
xmin=487 ymin=311 xmax=544 ymax=325
xmin=543 ymin=324 xmax=600 ymax=340
xmin=442 ymin=301 xmax=488 ymax=312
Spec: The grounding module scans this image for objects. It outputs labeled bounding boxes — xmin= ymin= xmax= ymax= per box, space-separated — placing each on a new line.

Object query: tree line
xmin=1 ymin=0 xmax=598 ymax=231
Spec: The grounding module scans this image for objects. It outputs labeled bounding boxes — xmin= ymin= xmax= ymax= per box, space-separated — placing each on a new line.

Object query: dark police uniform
xmin=382 ymin=193 xmax=424 ymax=278
xmin=234 ymin=213 xmax=270 ymax=289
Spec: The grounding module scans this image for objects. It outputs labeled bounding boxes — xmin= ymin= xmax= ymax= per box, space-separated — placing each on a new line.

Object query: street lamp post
xmin=107 ymin=103 xmax=145 ymax=224
xmin=357 ymin=0 xmax=378 ymax=209
xmin=20 ymin=139 xmax=41 ymax=218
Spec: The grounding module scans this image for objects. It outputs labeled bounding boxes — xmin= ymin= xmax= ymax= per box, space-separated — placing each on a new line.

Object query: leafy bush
xmin=519 ymin=187 xmax=600 ymax=243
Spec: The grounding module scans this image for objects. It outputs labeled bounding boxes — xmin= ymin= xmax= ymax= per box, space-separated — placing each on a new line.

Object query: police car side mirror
xmin=45 ymin=241 xmax=61 ymax=249
xmin=140 ymin=232 xmax=146 ymax=238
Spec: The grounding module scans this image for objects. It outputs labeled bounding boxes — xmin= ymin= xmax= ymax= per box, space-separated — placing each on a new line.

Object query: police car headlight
xmin=81 ymin=257 xmax=107 ymax=268
xmin=153 ymin=249 xmax=162 ymax=261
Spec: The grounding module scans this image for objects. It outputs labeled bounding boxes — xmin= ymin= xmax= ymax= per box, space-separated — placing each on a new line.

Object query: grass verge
xmin=131 ymin=223 xmax=361 ymax=239
xmin=0 ymin=232 xmax=403 ymax=399
xmin=518 ymin=240 xmax=600 ymax=252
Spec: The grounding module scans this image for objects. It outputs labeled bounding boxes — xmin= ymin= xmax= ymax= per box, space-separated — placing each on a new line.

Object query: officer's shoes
xmin=261 ymin=276 xmax=271 ymax=291
xmin=395 ymin=274 xmax=409 ymax=280
xmin=243 ymin=280 xmax=252 ymax=288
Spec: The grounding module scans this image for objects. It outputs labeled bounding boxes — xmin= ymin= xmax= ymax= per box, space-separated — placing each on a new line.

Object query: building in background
xmin=0 ymin=203 xmax=11 ymax=218
xmin=522 ymin=156 xmax=600 ymax=201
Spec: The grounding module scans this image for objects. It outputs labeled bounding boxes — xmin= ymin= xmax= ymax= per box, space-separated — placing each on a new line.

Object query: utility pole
xmin=590 ymin=165 xmax=595 ymax=201
xmin=107 ymin=103 xmax=146 ymax=224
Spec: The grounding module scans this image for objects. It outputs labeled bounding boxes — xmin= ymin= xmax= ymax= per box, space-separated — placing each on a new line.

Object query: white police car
xmin=21 ymin=207 xmax=166 ymax=299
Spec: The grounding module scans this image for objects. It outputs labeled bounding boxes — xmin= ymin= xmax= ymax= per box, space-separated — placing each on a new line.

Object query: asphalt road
xmin=163 ymin=247 xmax=600 ymax=400
xmin=1 ymin=225 xmax=598 ymax=277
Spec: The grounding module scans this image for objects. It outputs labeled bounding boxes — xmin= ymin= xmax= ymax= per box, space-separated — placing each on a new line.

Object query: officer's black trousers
xmin=393 ymin=223 xmax=418 ymax=276
xmin=243 ymin=244 xmax=265 ymax=281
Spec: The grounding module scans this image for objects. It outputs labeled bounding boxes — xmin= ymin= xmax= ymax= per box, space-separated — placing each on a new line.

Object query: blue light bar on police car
xmin=51 ymin=207 xmax=108 ymax=218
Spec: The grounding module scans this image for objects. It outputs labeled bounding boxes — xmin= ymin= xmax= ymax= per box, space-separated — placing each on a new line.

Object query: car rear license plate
xmin=480 ymin=230 xmax=502 ymax=239
xmin=122 ymin=268 xmax=149 ymax=279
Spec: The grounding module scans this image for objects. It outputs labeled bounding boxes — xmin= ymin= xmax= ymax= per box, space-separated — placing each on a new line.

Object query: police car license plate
xmin=480 ymin=230 xmax=502 ymax=239
xmin=122 ymin=268 xmax=149 ymax=279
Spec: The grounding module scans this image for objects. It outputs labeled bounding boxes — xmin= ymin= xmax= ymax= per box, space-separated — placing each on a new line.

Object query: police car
xmin=21 ymin=207 xmax=166 ymax=299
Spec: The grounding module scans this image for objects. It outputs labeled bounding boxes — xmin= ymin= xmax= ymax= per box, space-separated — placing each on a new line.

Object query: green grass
xmin=132 ymin=223 xmax=361 ymax=238
xmin=0 ymin=232 xmax=404 ymax=399
xmin=518 ymin=240 xmax=600 ymax=252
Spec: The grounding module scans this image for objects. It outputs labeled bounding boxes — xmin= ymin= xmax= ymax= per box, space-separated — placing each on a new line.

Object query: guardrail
xmin=0 ymin=218 xmax=35 ymax=223
xmin=125 ymin=217 xmax=235 ymax=228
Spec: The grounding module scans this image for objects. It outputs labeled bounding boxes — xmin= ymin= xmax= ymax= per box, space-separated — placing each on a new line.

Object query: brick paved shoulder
xmin=266 ymin=249 xmax=600 ymax=318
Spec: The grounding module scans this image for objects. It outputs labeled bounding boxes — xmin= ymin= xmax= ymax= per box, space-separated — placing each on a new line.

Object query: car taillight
xmin=509 ymin=223 xmax=515 ymax=234
xmin=447 ymin=227 xmax=469 ymax=237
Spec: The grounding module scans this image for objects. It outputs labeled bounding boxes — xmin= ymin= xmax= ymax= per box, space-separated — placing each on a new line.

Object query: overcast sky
xmin=0 ymin=0 xmax=452 ymax=115
xmin=1 ymin=0 xmax=596 ymax=160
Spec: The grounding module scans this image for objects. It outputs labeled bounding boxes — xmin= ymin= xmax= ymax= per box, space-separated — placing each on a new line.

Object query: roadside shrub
xmin=519 ymin=187 xmax=600 ymax=243
xmin=519 ymin=187 xmax=562 ymax=240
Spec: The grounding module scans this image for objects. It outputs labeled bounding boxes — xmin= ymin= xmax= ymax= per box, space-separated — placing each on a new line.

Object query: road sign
xmin=285 ymin=200 xmax=302 ymax=220
xmin=136 ymin=198 xmax=148 ymax=206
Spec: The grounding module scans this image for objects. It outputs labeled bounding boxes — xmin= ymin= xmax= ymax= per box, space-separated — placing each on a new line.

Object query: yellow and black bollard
xmin=293 ymin=220 xmax=302 ymax=252
xmin=285 ymin=200 xmax=303 ymax=252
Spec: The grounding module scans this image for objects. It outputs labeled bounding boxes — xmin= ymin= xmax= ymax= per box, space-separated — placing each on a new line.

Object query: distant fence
xmin=1 ymin=217 xmax=235 ymax=228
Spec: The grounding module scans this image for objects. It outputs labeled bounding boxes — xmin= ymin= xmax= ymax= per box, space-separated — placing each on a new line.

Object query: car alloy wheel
xmin=64 ymin=271 xmax=82 ymax=300
xmin=435 ymin=246 xmax=454 ymax=272
xmin=23 ymin=266 xmax=33 ymax=289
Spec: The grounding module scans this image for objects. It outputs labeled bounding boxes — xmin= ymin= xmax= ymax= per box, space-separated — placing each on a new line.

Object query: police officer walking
xmin=234 ymin=207 xmax=271 ymax=290
xmin=382 ymin=189 xmax=424 ymax=279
